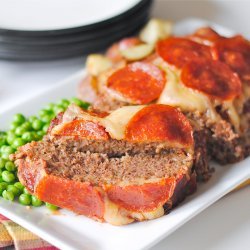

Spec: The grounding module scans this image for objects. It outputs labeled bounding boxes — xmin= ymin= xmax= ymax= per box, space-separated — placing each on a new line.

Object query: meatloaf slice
xmin=12 ymin=104 xmax=195 ymax=225
xmin=82 ymin=40 xmax=249 ymax=173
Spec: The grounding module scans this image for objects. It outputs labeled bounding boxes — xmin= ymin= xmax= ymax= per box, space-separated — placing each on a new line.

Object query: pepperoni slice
xmin=213 ymin=35 xmax=250 ymax=84
xmin=47 ymin=112 xmax=64 ymax=134
xmin=181 ymin=60 xmax=242 ymax=100
xmin=17 ymin=159 xmax=46 ymax=194
xmin=36 ymin=175 xmax=105 ymax=219
xmin=106 ymin=37 xmax=141 ymax=62
xmin=125 ymin=104 xmax=193 ymax=147
xmin=52 ymin=120 xmax=109 ymax=140
xmin=107 ymin=62 xmax=166 ymax=104
xmin=190 ymin=27 xmax=223 ymax=45
xmin=106 ymin=178 xmax=176 ymax=212
xmin=156 ymin=37 xmax=213 ymax=68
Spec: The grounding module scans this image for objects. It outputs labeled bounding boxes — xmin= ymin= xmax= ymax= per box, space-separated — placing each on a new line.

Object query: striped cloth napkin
xmin=0 ymin=214 xmax=57 ymax=250
xmin=0 ymin=180 xmax=249 ymax=249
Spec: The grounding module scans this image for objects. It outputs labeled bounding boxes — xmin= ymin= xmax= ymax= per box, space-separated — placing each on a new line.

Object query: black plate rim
xmin=0 ymin=16 xmax=149 ymax=60
xmin=0 ymin=0 xmax=151 ymax=36
xmin=0 ymin=2 xmax=151 ymax=45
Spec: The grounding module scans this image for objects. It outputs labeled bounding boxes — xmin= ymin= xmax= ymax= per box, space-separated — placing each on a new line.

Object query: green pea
xmin=28 ymin=116 xmax=37 ymax=123
xmin=12 ymin=138 xmax=25 ymax=149
xmin=0 ymin=135 xmax=7 ymax=147
xmin=21 ymin=122 xmax=32 ymax=131
xmin=70 ymin=97 xmax=90 ymax=109
xmin=0 ymin=148 xmax=5 ymax=155
xmin=53 ymin=106 xmax=64 ymax=115
xmin=39 ymin=109 xmax=48 ymax=117
xmin=19 ymin=194 xmax=31 ymax=206
xmin=39 ymin=109 xmax=53 ymax=117
xmin=31 ymin=196 xmax=43 ymax=207
xmin=2 ymin=171 xmax=15 ymax=183
xmin=15 ymin=126 xmax=27 ymax=136
xmin=45 ymin=202 xmax=58 ymax=211
xmin=1 ymin=153 xmax=11 ymax=161
xmin=44 ymin=103 xmax=55 ymax=111
xmin=22 ymin=132 xmax=34 ymax=142
xmin=0 ymin=145 xmax=7 ymax=153
xmin=31 ymin=133 xmax=40 ymax=142
xmin=59 ymin=99 xmax=70 ymax=109
xmin=14 ymin=171 xmax=18 ymax=179
xmin=6 ymin=132 xmax=16 ymax=145
xmin=5 ymin=161 xmax=16 ymax=172
xmin=7 ymin=185 xmax=21 ymax=196
xmin=36 ymin=131 xmax=45 ymax=139
xmin=2 ymin=190 xmax=14 ymax=201
xmin=10 ymin=122 xmax=20 ymax=131
xmin=23 ymin=187 xmax=30 ymax=195
xmin=0 ymin=183 xmax=7 ymax=195
xmin=32 ymin=119 xmax=44 ymax=131
xmin=81 ymin=102 xmax=90 ymax=109
xmin=13 ymin=114 xmax=26 ymax=125
xmin=70 ymin=97 xmax=82 ymax=106
xmin=43 ymin=124 xmax=50 ymax=133
xmin=40 ymin=114 xmax=53 ymax=123
xmin=1 ymin=146 xmax=15 ymax=155
xmin=14 ymin=182 xmax=24 ymax=192
xmin=38 ymin=130 xmax=45 ymax=136
xmin=0 ymin=158 xmax=6 ymax=169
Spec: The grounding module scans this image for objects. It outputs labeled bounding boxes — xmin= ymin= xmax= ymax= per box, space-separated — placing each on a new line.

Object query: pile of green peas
xmin=0 ymin=97 xmax=89 ymax=210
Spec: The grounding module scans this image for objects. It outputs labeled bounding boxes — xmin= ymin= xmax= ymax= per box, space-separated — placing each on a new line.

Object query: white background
xmin=0 ymin=1 xmax=249 ymax=249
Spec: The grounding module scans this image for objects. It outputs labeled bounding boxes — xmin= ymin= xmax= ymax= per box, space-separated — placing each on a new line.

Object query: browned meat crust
xmin=164 ymin=171 xmax=197 ymax=213
xmin=208 ymin=119 xmax=250 ymax=164
xmin=193 ymin=130 xmax=212 ymax=181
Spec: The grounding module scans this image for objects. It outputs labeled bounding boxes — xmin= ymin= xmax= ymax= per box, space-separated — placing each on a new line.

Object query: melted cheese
xmin=103 ymin=198 xmax=134 ymax=226
xmin=154 ymin=58 xmax=242 ymax=130
xmin=235 ymin=84 xmax=250 ymax=133
xmin=62 ymin=104 xmax=101 ymax=124
xmin=223 ymin=101 xmax=240 ymax=131
xmin=130 ymin=206 xmax=164 ymax=221
xmin=103 ymin=197 xmax=165 ymax=226
xmin=53 ymin=104 xmax=144 ymax=140
xmin=157 ymin=63 xmax=218 ymax=121
xmin=103 ymin=106 xmax=144 ymax=139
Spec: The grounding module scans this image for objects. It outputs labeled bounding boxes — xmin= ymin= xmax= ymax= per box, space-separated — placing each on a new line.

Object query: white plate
xmin=0 ymin=0 xmax=141 ymax=31
xmin=0 ymin=18 xmax=249 ymax=250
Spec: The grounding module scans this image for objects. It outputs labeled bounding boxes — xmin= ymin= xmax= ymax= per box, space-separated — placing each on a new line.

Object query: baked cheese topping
xmin=103 ymin=106 xmax=145 ymax=140
xmin=52 ymin=104 xmax=193 ymax=149
xmin=54 ymin=104 xmax=144 ymax=140
xmin=103 ymin=196 xmax=165 ymax=226
xmin=155 ymin=58 xmax=218 ymax=120
xmin=153 ymin=58 xmax=241 ymax=131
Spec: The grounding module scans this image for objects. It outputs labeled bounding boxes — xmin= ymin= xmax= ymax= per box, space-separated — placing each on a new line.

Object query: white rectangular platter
xmin=0 ymin=18 xmax=249 ymax=250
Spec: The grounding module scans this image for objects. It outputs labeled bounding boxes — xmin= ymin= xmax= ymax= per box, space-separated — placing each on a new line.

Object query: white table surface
xmin=0 ymin=0 xmax=249 ymax=249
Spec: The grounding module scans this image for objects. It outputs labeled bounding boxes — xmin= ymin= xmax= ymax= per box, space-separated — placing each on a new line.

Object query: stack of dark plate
xmin=0 ymin=0 xmax=152 ymax=60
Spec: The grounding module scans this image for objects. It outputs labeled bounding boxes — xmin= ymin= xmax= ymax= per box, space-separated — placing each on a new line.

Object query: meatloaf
xmin=78 ymin=20 xmax=250 ymax=180
xmin=12 ymin=104 xmax=196 ymax=225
